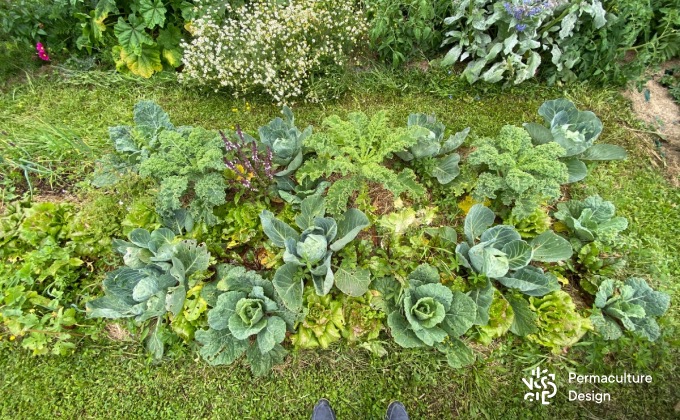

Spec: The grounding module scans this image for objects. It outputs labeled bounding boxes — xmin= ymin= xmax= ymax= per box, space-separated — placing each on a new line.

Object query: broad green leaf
xmin=273 ymin=262 xmax=304 ymax=312
xmin=523 ymin=122 xmax=553 ymax=145
xmin=295 ymin=195 xmax=326 ymax=230
xmin=590 ymin=309 xmax=622 ymax=340
xmin=468 ymin=243 xmax=509 ymax=279
xmin=440 ymin=128 xmax=470 ymax=154
xmin=95 ymin=0 xmax=118 ymax=21
xmin=120 ymin=43 xmax=162 ymax=79
xmin=132 ymin=274 xmax=176 ymax=302
xmin=501 ymin=240 xmax=533 ymax=270
xmin=507 ymin=294 xmax=537 ymax=336
xmin=530 ymin=231 xmax=572 ymax=262
xmin=563 ymin=157 xmax=588 ymax=183
xmin=256 ymin=316 xmax=287 ymax=354
xmin=579 ymin=144 xmax=628 ymax=161
xmin=146 ymin=321 xmax=166 ymax=361
xmin=437 ymin=337 xmax=475 ymax=368
xmin=165 ymin=285 xmax=186 ymax=316
xmin=624 ymin=278 xmax=670 ymax=317
xmin=114 ymin=15 xmax=152 ymax=53
xmin=443 ymin=292 xmax=477 ymax=336
xmin=467 ymin=283 xmax=495 ymax=325
xmin=148 ymin=228 xmax=175 ymax=253
xmin=228 ymin=312 xmax=267 ymax=340
xmin=246 ymin=343 xmax=287 ymax=377
xmin=431 ymin=154 xmax=461 ymax=184
xmin=86 ymin=295 xmax=143 ymax=319
xmin=387 ymin=312 xmax=424 ymax=348
xmin=174 ymin=240 xmax=209 ymax=276
xmin=195 ymin=327 xmax=248 ymax=366
xmin=157 ymin=24 xmax=182 ymax=50
xmin=260 ymin=210 xmax=299 ymax=247
xmin=464 ymin=204 xmax=495 ymax=244
xmin=413 ymin=325 xmax=448 ymax=346
xmin=407 ymin=263 xmax=440 ymax=285
xmin=497 ymin=267 xmax=560 ymax=297
xmin=128 ymin=228 xmax=151 ymax=248
xmin=162 ymin=48 xmax=183 ymax=68
xmin=330 ymin=208 xmax=369 ymax=251
xmin=334 ymin=267 xmax=371 ymax=297
xmin=138 ymin=0 xmax=166 ymax=29
xmin=133 ymin=100 xmax=174 ymax=141
xmin=481 ymin=225 xmax=521 ymax=249
xmin=627 ymin=317 xmax=661 ymax=341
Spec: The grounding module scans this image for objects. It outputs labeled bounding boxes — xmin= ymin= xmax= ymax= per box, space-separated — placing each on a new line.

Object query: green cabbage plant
xmin=524 ymin=98 xmax=627 ymax=183
xmin=397 ymin=113 xmax=469 ymax=185
xmin=456 ymin=204 xmax=572 ymax=297
xmin=258 ymin=105 xmax=311 ymax=177
xmin=591 ymin=277 xmax=670 ymax=341
xmin=86 ymin=227 xmax=210 ymax=360
xmin=259 ymin=196 xmax=370 ymax=311
xmin=554 ymin=195 xmax=628 ymax=250
xmin=195 ymin=265 xmax=299 ymax=376
xmin=377 ymin=264 xmax=478 ymax=368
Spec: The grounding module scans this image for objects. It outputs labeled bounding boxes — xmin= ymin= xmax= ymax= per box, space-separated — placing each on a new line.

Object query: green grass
xmin=0 ymin=69 xmax=678 ymax=418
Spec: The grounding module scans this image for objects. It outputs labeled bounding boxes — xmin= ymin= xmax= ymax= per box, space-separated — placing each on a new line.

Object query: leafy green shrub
xmin=397 ymin=113 xmax=469 ymax=185
xmin=75 ymin=0 xmax=192 ymax=77
xmin=377 ymin=264 xmax=477 ymax=368
xmin=196 ymin=264 xmax=298 ymax=376
xmin=524 ymin=98 xmax=627 ymax=183
xmin=367 ymin=0 xmax=454 ymax=67
xmin=441 ymin=0 xmax=607 ymax=84
xmin=179 ymin=0 xmax=367 ymax=103
xmin=456 ymin=204 xmax=572 ymax=297
xmin=527 ymin=290 xmax=592 ymax=354
xmin=298 ymin=111 xmax=426 ymax=215
xmin=504 ymin=206 xmax=552 ymax=239
xmin=260 ymin=196 xmax=370 ymax=311
xmin=591 ymin=277 xmax=670 ymax=341
xmin=468 ymin=125 xmax=568 ymax=219
xmin=86 ymin=227 xmax=211 ymax=360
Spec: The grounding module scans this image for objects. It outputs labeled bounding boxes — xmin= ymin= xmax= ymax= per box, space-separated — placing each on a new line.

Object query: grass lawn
xmin=0 ymin=68 xmax=678 ymax=418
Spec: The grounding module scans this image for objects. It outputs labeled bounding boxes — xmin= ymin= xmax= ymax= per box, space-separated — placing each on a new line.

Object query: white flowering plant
xmin=179 ymin=0 xmax=368 ymax=104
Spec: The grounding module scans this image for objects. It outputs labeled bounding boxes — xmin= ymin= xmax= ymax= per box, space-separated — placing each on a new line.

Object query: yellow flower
xmin=9 ymin=335 xmax=15 ymax=341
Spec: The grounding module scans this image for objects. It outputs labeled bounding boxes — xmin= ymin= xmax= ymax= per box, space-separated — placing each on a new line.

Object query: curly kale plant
xmin=86 ymin=227 xmax=210 ymax=360
xmin=457 ymin=204 xmax=572 ymax=297
xmin=195 ymin=265 xmax=299 ymax=376
xmin=298 ymin=111 xmax=426 ymax=215
xmin=138 ymin=127 xmax=226 ymax=226
xmin=524 ymin=98 xmax=627 ymax=183
xmin=468 ymin=124 xmax=568 ymax=219
xmin=396 ymin=113 xmax=469 ymax=185
xmin=591 ymin=277 xmax=670 ymax=342
xmin=554 ymin=195 xmax=628 ymax=250
xmin=259 ymin=196 xmax=370 ymax=311
xmin=378 ymin=264 xmax=478 ymax=368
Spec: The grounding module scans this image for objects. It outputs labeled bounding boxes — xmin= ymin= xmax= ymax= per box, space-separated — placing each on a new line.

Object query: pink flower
xmin=36 ymin=42 xmax=50 ymax=61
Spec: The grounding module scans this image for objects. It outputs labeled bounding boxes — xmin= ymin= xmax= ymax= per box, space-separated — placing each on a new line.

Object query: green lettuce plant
xmin=397 ymin=113 xmax=469 ymax=185
xmin=468 ymin=125 xmax=568 ymax=219
xmin=195 ymin=264 xmax=299 ymax=376
xmin=527 ymin=290 xmax=592 ymax=354
xmin=259 ymin=196 xmax=370 ymax=311
xmin=524 ymin=98 xmax=627 ymax=183
xmin=290 ymin=287 xmax=345 ymax=350
xmin=504 ymin=206 xmax=552 ymax=239
xmin=591 ymin=277 xmax=670 ymax=341
xmin=377 ymin=264 xmax=478 ymax=368
xmin=86 ymin=227 xmax=210 ymax=360
xmin=341 ymin=292 xmax=385 ymax=347
xmin=469 ymin=289 xmax=514 ymax=345
xmin=297 ymin=111 xmax=427 ymax=215
xmin=456 ymin=204 xmax=572 ymax=297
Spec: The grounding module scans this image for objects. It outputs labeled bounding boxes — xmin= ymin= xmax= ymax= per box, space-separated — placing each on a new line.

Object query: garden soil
xmin=623 ymin=60 xmax=680 ymax=187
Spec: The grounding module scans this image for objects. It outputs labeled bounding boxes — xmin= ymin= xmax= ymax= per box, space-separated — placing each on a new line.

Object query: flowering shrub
xmin=441 ymin=0 xmax=607 ymax=84
xmin=179 ymin=0 xmax=368 ymax=103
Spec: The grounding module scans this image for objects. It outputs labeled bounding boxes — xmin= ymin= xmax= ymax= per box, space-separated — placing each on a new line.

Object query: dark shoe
xmin=311 ymin=398 xmax=336 ymax=420
xmin=386 ymin=401 xmax=409 ymax=420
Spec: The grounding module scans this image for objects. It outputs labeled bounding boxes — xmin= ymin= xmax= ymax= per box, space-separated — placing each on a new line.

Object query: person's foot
xmin=311 ymin=398 xmax=336 ymax=420
xmin=386 ymin=401 xmax=409 ymax=420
